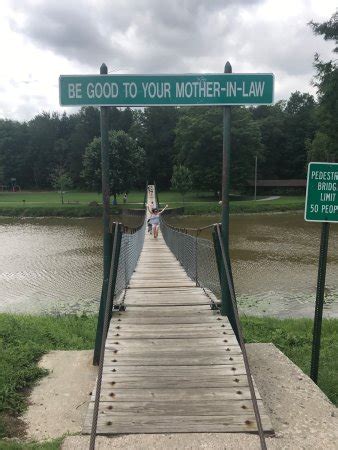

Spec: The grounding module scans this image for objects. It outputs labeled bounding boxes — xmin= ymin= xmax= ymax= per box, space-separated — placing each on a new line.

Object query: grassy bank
xmin=183 ymin=196 xmax=305 ymax=215
xmin=0 ymin=314 xmax=336 ymax=446
xmin=0 ymin=190 xmax=305 ymax=217
xmin=0 ymin=314 xmax=96 ymax=440
xmin=0 ymin=438 xmax=62 ymax=450
xmin=242 ymin=316 xmax=338 ymax=406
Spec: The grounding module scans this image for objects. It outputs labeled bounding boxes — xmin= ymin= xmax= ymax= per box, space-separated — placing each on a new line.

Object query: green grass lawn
xmin=0 ymin=313 xmax=336 ymax=447
xmin=0 ymin=190 xmax=215 ymax=205
xmin=0 ymin=438 xmax=62 ymax=450
xmin=0 ymin=190 xmax=305 ymax=217
xmin=0 ymin=314 xmax=96 ymax=440
xmin=242 ymin=316 xmax=338 ymax=406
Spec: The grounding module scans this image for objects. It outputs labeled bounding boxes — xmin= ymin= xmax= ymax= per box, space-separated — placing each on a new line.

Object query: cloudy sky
xmin=0 ymin=0 xmax=336 ymax=121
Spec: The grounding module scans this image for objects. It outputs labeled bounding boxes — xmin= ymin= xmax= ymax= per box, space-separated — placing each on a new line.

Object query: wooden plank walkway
xmin=84 ymin=187 xmax=273 ymax=435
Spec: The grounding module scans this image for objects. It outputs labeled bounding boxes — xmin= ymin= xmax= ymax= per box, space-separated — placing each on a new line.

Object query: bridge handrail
xmin=160 ymin=214 xmax=267 ymax=448
xmin=91 ymin=215 xmax=146 ymax=448
xmin=214 ymin=223 xmax=267 ymax=450
xmin=160 ymin=215 xmax=220 ymax=306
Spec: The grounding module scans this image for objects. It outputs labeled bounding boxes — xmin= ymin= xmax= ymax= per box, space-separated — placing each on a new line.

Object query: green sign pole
xmin=220 ymin=61 xmax=234 ymax=323
xmin=304 ymin=161 xmax=338 ymax=383
xmin=310 ymin=221 xmax=330 ymax=383
xmin=93 ymin=62 xmax=111 ymax=365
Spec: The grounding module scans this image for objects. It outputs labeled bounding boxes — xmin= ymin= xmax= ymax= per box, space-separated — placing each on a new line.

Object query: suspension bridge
xmin=85 ymin=185 xmax=272 ymax=444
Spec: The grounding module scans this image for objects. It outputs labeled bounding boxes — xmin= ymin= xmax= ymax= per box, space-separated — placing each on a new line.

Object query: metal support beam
xmin=220 ymin=61 xmax=234 ymax=316
xmin=93 ymin=62 xmax=111 ymax=365
xmin=310 ymin=221 xmax=330 ymax=383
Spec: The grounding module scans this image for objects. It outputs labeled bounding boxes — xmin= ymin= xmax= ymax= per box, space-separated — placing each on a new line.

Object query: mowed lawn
xmin=0 ymin=190 xmax=211 ymax=206
xmin=0 ymin=190 xmax=305 ymax=211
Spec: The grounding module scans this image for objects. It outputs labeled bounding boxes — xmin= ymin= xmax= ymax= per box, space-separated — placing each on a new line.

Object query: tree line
xmin=0 ymin=12 xmax=336 ymax=195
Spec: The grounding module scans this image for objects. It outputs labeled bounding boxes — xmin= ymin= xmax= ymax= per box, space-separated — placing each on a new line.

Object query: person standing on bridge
xmin=147 ymin=204 xmax=168 ymax=239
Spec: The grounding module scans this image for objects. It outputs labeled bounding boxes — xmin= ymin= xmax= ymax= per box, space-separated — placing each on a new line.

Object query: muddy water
xmin=0 ymin=216 xmax=141 ymax=315
xmin=168 ymin=213 xmax=338 ymax=318
xmin=0 ymin=213 xmax=337 ymax=317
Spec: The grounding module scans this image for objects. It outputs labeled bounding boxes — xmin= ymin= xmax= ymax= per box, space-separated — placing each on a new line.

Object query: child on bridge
xmin=147 ymin=203 xmax=168 ymax=239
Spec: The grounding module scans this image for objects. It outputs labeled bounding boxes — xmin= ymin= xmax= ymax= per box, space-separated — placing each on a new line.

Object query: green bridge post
xmin=93 ymin=62 xmax=111 ymax=366
xmin=213 ymin=224 xmax=238 ymax=339
xmin=220 ymin=61 xmax=235 ymax=319
xmin=310 ymin=221 xmax=330 ymax=383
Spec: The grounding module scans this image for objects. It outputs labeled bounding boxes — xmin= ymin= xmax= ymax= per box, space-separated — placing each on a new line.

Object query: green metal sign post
xmin=59 ymin=73 xmax=274 ymax=106
xmin=305 ymin=162 xmax=338 ymax=383
xmin=220 ymin=62 xmax=236 ymax=327
xmin=93 ymin=63 xmax=112 ymax=365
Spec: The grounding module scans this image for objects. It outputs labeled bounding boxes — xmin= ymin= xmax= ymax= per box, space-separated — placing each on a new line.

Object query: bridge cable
xmin=216 ymin=223 xmax=267 ymax=450
xmin=89 ymin=222 xmax=120 ymax=450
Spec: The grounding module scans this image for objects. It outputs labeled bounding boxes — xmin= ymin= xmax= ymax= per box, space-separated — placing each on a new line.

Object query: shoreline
xmin=0 ymin=204 xmax=305 ymax=219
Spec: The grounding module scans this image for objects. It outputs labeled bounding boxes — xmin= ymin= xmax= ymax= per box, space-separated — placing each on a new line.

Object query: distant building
xmin=247 ymin=179 xmax=306 ymax=194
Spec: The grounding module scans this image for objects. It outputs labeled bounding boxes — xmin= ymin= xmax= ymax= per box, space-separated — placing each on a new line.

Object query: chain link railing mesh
xmin=114 ymin=219 xmax=146 ymax=304
xmin=161 ymin=217 xmax=220 ymax=298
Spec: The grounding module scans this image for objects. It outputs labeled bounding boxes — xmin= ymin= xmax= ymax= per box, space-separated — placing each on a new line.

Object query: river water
xmin=168 ymin=212 xmax=338 ymax=318
xmin=0 ymin=213 xmax=337 ymax=317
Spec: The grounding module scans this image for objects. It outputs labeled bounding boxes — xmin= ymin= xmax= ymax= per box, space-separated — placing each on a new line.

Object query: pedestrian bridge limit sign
xmin=59 ymin=73 xmax=274 ymax=106
xmin=305 ymin=162 xmax=338 ymax=223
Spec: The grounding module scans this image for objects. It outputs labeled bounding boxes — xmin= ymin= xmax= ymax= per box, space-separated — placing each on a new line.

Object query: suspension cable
xmin=89 ymin=223 xmax=120 ymax=450
xmin=162 ymin=215 xmax=216 ymax=234
xmin=215 ymin=224 xmax=267 ymax=450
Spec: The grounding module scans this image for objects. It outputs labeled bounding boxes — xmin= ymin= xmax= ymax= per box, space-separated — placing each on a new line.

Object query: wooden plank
xmin=83 ymin=414 xmax=273 ymax=434
xmin=105 ymin=349 xmax=242 ymax=360
xmin=102 ymin=364 xmax=246 ymax=376
xmin=125 ymin=302 xmax=209 ymax=307
xmin=104 ymin=353 xmax=244 ymax=366
xmin=105 ymin=337 xmax=237 ymax=348
xmin=128 ymin=283 xmax=196 ymax=288
xmin=108 ymin=330 xmax=230 ymax=339
xmin=85 ymin=399 xmax=265 ymax=415
xmin=125 ymin=294 xmax=208 ymax=299
xmin=99 ymin=374 xmax=249 ymax=388
xmin=109 ymin=323 xmax=232 ymax=332
xmin=126 ymin=293 xmax=206 ymax=299
xmin=114 ymin=316 xmax=225 ymax=324
xmin=125 ymin=291 xmax=208 ymax=297
xmin=126 ymin=299 xmax=208 ymax=306
xmin=112 ymin=306 xmax=215 ymax=317
xmin=93 ymin=387 xmax=261 ymax=402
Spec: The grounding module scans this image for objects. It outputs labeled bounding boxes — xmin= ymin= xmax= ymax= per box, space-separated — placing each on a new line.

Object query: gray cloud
xmin=9 ymin=0 xmax=263 ymax=72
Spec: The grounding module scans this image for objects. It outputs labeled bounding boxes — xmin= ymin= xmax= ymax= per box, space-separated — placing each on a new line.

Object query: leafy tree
xmin=0 ymin=119 xmax=30 ymax=187
xmin=137 ymin=107 xmax=179 ymax=189
xmin=174 ymin=107 xmax=222 ymax=194
xmin=171 ymin=165 xmax=193 ymax=202
xmin=50 ymin=166 xmax=73 ymax=204
xmin=0 ymin=161 xmax=4 ymax=185
xmin=308 ymin=12 xmax=338 ymax=162
xmin=282 ymin=91 xmax=317 ymax=177
xmin=230 ymin=107 xmax=264 ymax=188
xmin=82 ymin=130 xmax=145 ymax=202
xmin=27 ymin=112 xmax=61 ymax=187
xmin=250 ymin=102 xmax=287 ymax=180
xmin=306 ymin=132 xmax=334 ymax=162
xmin=309 ymin=12 xmax=338 ymax=52
xmin=175 ymin=106 xmax=263 ymax=193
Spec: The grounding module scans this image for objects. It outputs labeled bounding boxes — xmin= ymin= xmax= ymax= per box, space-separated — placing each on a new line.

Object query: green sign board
xmin=59 ymin=73 xmax=274 ymax=106
xmin=305 ymin=162 xmax=338 ymax=223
